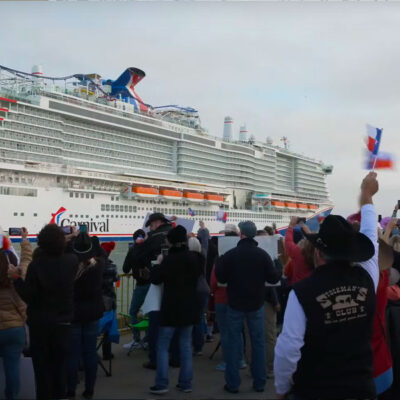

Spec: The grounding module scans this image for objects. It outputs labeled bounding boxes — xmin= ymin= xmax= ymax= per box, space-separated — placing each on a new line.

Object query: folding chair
xmin=119 ymin=313 xmax=149 ymax=356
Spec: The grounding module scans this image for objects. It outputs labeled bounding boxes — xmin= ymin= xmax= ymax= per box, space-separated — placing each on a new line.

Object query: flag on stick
xmin=364 ymin=124 xmax=395 ymax=170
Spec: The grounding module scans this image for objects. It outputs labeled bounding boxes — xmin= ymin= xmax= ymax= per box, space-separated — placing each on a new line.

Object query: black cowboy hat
xmin=145 ymin=212 xmax=170 ymax=227
xmin=304 ymin=215 xmax=375 ymax=262
xmin=72 ymin=232 xmax=99 ymax=261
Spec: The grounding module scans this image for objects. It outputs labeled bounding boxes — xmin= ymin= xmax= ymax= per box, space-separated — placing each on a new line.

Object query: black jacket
xmin=151 ymin=246 xmax=203 ymax=327
xmin=123 ymin=223 xmax=172 ymax=285
xmin=215 ymin=238 xmax=281 ymax=312
xmin=14 ymin=253 xmax=79 ymax=326
xmin=102 ymin=258 xmax=119 ymax=311
xmin=73 ymin=257 xmax=105 ymax=323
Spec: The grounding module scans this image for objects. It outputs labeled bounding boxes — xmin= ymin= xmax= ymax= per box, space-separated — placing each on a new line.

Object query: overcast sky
xmin=1 ymin=1 xmax=400 ymax=217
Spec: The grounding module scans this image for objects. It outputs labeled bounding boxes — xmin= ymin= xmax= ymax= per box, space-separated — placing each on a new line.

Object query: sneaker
xmin=205 ymin=334 xmax=214 ymax=343
xmin=176 ymin=384 xmax=192 ymax=393
xmin=82 ymin=390 xmax=94 ymax=399
xmin=223 ymin=384 xmax=238 ymax=394
xmin=240 ymin=360 xmax=247 ymax=369
xmin=143 ymin=361 xmax=157 ymax=370
xmin=149 ymin=385 xmax=169 ymax=395
xmin=216 ymin=362 xmax=226 ymax=372
xmin=123 ymin=340 xmax=141 ymax=350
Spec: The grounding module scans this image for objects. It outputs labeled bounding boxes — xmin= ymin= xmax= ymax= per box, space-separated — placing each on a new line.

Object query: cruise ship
xmin=0 ymin=65 xmax=333 ymax=241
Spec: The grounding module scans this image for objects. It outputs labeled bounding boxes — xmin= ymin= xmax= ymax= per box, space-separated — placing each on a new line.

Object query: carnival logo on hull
xmin=50 ymin=207 xmax=110 ymax=233
xmin=50 ymin=207 xmax=66 ymax=224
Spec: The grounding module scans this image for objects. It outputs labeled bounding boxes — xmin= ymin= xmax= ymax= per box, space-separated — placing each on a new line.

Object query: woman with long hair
xmin=0 ymin=228 xmax=32 ymax=400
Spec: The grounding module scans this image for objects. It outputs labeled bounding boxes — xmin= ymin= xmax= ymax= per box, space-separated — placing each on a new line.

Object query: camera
xmin=62 ymin=226 xmax=72 ymax=234
xmin=79 ymin=224 xmax=88 ymax=234
xmin=8 ymin=227 xmax=22 ymax=236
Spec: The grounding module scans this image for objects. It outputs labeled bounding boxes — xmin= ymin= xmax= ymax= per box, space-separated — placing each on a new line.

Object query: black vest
xmin=293 ymin=262 xmax=376 ymax=399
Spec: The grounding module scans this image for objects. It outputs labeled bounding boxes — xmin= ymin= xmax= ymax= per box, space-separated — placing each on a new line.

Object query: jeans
xmin=192 ymin=293 xmax=209 ymax=352
xmin=216 ymin=303 xmax=245 ymax=365
xmin=29 ymin=322 xmax=71 ymax=400
xmin=148 ymin=311 xmax=160 ymax=365
xmin=129 ymin=284 xmax=150 ymax=341
xmin=67 ymin=321 xmax=99 ymax=394
xmin=265 ymin=302 xmax=277 ymax=373
xmin=155 ymin=326 xmax=193 ymax=390
xmin=225 ymin=305 xmax=266 ymax=391
xmin=0 ymin=326 xmax=25 ymax=400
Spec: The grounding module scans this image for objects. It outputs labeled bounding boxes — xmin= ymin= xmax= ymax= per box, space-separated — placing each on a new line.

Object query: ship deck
xmin=89 ymin=332 xmax=277 ymax=399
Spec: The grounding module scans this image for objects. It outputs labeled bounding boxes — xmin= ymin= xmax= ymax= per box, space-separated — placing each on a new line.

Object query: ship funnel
xmin=239 ymin=124 xmax=248 ymax=142
xmin=32 ymin=65 xmax=43 ymax=76
xmin=223 ymin=116 xmax=233 ymax=141
xmin=106 ymin=67 xmax=148 ymax=112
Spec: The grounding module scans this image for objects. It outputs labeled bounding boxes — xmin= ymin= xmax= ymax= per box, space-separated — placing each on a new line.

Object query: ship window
xmin=115 ymin=215 xmax=118 ymax=218
xmin=13 ymin=212 xmax=17 ymax=216
xmin=116 ymin=197 xmax=119 ymax=201
xmin=75 ymin=215 xmax=78 ymax=218
xmin=86 ymin=215 xmax=89 ymax=218
xmin=96 ymin=215 xmax=99 ymax=219
xmin=70 ymin=193 xmax=73 ymax=198
xmin=20 ymin=213 xmax=24 ymax=216
xmin=75 ymin=193 xmax=79 ymax=198
xmin=80 ymin=215 xmax=83 ymax=218
xmin=91 ymin=194 xmax=94 ymax=199
xmin=106 ymin=205 xmax=110 ymax=211
xmin=80 ymin=193 xmax=84 ymax=198
xmin=34 ymin=213 xmax=37 ymax=217
xmin=125 ymin=206 xmax=128 ymax=212
xmin=129 ymin=206 xmax=132 ymax=212
xmin=111 ymin=205 xmax=115 ymax=211
xmin=111 ymin=197 xmax=114 ymax=201
xmin=86 ymin=194 xmax=89 ymax=199
xmin=101 ymin=205 xmax=105 ymax=211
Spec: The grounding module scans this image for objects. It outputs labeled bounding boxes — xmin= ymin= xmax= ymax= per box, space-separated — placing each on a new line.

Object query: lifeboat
xmin=132 ymin=186 xmax=159 ymax=197
xmin=297 ymin=203 xmax=309 ymax=211
xmin=183 ymin=192 xmax=205 ymax=202
xmin=271 ymin=200 xmax=285 ymax=209
xmin=308 ymin=204 xmax=318 ymax=211
xmin=205 ymin=194 xmax=224 ymax=203
xmin=160 ymin=189 xmax=183 ymax=200
xmin=285 ymin=202 xmax=298 ymax=210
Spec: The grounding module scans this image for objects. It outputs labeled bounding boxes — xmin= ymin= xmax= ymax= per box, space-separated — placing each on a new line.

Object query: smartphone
xmin=297 ymin=218 xmax=306 ymax=224
xmin=161 ymin=248 xmax=169 ymax=257
xmin=378 ymin=215 xmax=382 ymax=223
xmin=78 ymin=224 xmax=88 ymax=233
xmin=62 ymin=226 xmax=72 ymax=234
xmin=8 ymin=227 xmax=22 ymax=236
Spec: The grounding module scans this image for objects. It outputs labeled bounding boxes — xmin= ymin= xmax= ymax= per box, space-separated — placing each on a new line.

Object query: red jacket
xmin=371 ymin=270 xmax=392 ymax=378
xmin=210 ymin=265 xmax=227 ymax=305
xmin=284 ymin=227 xmax=313 ymax=284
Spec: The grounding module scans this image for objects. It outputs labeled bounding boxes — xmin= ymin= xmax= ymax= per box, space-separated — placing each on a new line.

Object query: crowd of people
xmin=2 ymin=172 xmax=400 ymax=399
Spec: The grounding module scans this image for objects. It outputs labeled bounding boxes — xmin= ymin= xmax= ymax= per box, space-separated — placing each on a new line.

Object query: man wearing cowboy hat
xmin=274 ymin=172 xmax=379 ymax=400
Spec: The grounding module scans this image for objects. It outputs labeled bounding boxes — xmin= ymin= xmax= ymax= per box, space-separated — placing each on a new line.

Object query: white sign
xmin=142 ymin=283 xmax=164 ymax=315
xmin=218 ymin=236 xmax=280 ymax=287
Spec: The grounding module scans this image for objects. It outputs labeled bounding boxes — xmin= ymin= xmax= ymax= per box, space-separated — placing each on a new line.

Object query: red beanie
xmin=101 ymin=241 xmax=116 ymax=255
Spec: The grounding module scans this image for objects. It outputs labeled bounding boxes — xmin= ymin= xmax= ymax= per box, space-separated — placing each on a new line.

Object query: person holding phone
xmin=12 ymin=224 xmax=79 ymax=400
xmin=284 ymin=217 xmax=315 ymax=284
xmin=0 ymin=227 xmax=32 ymax=400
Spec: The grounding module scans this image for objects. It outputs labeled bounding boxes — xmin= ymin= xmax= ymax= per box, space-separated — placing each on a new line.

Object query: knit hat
xmin=167 ymin=225 xmax=187 ymax=245
xmin=238 ymin=221 xmax=257 ymax=239
xmin=101 ymin=241 xmax=116 ymax=255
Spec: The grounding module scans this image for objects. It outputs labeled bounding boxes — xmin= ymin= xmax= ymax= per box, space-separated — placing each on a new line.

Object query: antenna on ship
xmin=280 ymin=136 xmax=289 ymax=149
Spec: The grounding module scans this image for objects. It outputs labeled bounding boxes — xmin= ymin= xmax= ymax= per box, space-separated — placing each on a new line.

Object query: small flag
xmin=216 ymin=210 xmax=228 ymax=223
xmin=366 ymin=124 xmax=382 ymax=156
xmin=188 ymin=208 xmax=195 ymax=217
xmin=364 ymin=150 xmax=395 ymax=170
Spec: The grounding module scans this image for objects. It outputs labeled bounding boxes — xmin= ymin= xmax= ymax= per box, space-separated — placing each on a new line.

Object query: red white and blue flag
xmin=188 ymin=208 xmax=195 ymax=217
xmin=216 ymin=210 xmax=228 ymax=223
xmin=364 ymin=124 xmax=395 ymax=170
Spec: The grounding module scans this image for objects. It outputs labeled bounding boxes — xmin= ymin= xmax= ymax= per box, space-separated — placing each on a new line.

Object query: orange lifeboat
xmin=205 ymin=194 xmax=224 ymax=203
xmin=183 ymin=192 xmax=205 ymax=202
xmin=297 ymin=203 xmax=309 ymax=211
xmin=132 ymin=187 xmax=159 ymax=197
xmin=285 ymin=202 xmax=297 ymax=210
xmin=160 ymin=189 xmax=183 ymax=200
xmin=271 ymin=200 xmax=285 ymax=208
xmin=308 ymin=204 xmax=318 ymax=210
